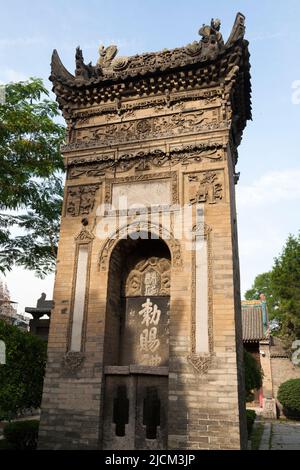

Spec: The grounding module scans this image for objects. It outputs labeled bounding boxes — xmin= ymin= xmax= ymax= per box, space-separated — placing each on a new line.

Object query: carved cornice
xmin=71 ymin=89 xmax=223 ymax=122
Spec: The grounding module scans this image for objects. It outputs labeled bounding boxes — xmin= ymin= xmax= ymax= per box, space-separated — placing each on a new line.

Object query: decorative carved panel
xmin=121 ymin=296 xmax=170 ymax=367
xmin=186 ymin=170 xmax=224 ymax=205
xmin=65 ymin=184 xmax=100 ymax=217
xmin=61 ymin=351 xmax=85 ymax=377
xmin=105 ymin=173 xmax=178 ymax=206
xmin=74 ymin=228 xmax=95 ymax=243
xmin=188 ymin=223 xmax=214 ymax=374
xmin=124 ymin=257 xmax=171 ymax=297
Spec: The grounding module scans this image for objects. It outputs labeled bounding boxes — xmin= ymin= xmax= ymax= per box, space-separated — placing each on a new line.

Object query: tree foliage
xmin=0 ymin=320 xmax=47 ymax=420
xmin=244 ymin=350 xmax=263 ymax=402
xmin=0 ymin=78 xmax=65 ymax=276
xmin=246 ymin=233 xmax=300 ymax=353
xmin=245 ymin=271 xmax=277 ymax=319
xmin=271 ymin=234 xmax=300 ymax=350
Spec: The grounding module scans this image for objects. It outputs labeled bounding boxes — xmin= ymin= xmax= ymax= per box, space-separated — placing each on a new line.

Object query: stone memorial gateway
xmin=39 ymin=12 xmax=252 ymax=449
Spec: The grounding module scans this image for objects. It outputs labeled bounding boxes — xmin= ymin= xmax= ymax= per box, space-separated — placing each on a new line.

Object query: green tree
xmin=245 ymin=233 xmax=300 ymax=353
xmin=0 ymin=78 xmax=65 ymax=276
xmin=245 ymin=271 xmax=277 ymax=319
xmin=271 ymin=234 xmax=300 ymax=351
xmin=0 ymin=320 xmax=47 ymax=420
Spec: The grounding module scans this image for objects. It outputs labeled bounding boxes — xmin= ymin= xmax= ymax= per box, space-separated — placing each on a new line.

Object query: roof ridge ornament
xmin=199 ymin=18 xmax=224 ymax=47
xmin=225 ymin=12 xmax=246 ymax=47
xmin=97 ymin=44 xmax=118 ymax=68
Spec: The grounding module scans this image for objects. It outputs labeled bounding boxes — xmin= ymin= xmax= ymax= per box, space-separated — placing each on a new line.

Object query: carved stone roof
xmin=50 ymin=12 xmax=251 ymax=143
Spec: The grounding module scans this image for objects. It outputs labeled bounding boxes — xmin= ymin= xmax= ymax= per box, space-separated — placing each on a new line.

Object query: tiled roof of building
xmin=242 ymin=300 xmax=267 ymax=342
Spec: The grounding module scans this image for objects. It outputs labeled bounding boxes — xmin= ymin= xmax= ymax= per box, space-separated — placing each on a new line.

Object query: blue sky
xmin=1 ymin=0 xmax=300 ymax=312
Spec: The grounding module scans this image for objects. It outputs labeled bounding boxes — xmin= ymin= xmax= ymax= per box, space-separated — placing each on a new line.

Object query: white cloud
xmin=237 ymin=169 xmax=300 ymax=208
xmin=236 ymin=168 xmax=300 ymax=296
xmin=0 ymin=68 xmax=28 ymax=84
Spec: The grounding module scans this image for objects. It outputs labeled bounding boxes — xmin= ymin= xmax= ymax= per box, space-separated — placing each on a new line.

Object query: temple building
xmin=39 ymin=13 xmax=252 ymax=449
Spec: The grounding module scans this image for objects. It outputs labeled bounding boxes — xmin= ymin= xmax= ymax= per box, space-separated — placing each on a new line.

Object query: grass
xmin=251 ymin=422 xmax=264 ymax=450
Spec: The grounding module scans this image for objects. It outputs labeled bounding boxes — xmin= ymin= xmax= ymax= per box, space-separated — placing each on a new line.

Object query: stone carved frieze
xmin=67 ymin=143 xmax=224 ymax=179
xmin=188 ymin=171 xmax=223 ymax=205
xmin=65 ymin=184 xmax=100 ymax=217
xmin=73 ymin=110 xmax=223 ymax=147
xmin=68 ymin=162 xmax=114 ymax=179
xmin=124 ymin=257 xmax=171 ymax=297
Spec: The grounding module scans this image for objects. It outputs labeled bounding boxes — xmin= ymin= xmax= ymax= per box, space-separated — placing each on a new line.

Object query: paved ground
xmin=260 ymin=421 xmax=300 ymax=450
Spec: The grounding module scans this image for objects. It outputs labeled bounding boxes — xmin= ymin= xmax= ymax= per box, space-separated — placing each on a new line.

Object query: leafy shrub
xmin=244 ymin=350 xmax=263 ymax=402
xmin=0 ymin=320 xmax=47 ymax=419
xmin=3 ymin=420 xmax=39 ymax=450
xmin=278 ymin=379 xmax=300 ymax=419
xmin=246 ymin=409 xmax=256 ymax=436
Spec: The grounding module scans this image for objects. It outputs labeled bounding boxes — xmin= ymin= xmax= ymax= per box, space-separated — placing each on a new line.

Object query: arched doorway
xmin=101 ymin=235 xmax=170 ymax=450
